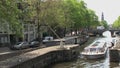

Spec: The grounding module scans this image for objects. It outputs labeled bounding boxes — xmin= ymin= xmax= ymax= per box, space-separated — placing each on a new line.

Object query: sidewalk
xmin=0 ymin=47 xmax=14 ymax=55
xmin=0 ymin=44 xmax=79 ymax=68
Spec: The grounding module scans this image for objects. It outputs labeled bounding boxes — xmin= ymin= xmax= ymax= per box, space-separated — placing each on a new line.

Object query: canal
xmin=51 ymin=37 xmax=120 ymax=68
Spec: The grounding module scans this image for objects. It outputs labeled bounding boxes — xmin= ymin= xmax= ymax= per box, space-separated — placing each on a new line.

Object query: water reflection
xmin=51 ymin=37 xmax=119 ymax=68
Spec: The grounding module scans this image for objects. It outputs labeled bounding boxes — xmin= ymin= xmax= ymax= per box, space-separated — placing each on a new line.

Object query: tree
xmin=101 ymin=20 xmax=108 ymax=29
xmin=10 ymin=0 xmax=100 ymax=38
xmin=86 ymin=9 xmax=100 ymax=29
xmin=28 ymin=0 xmax=66 ymax=39
xmin=0 ymin=0 xmax=22 ymax=36
xmin=62 ymin=0 xmax=100 ymax=34
xmin=112 ymin=16 xmax=120 ymax=29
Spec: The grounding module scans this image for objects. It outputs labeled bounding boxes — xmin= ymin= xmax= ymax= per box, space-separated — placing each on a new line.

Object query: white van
xmin=97 ymin=26 xmax=105 ymax=30
xmin=43 ymin=36 xmax=53 ymax=43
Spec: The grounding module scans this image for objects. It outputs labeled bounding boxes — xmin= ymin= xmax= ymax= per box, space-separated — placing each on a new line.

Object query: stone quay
xmin=0 ymin=44 xmax=79 ymax=68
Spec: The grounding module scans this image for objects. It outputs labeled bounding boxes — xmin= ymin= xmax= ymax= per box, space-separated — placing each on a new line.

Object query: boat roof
xmin=85 ymin=39 xmax=106 ymax=49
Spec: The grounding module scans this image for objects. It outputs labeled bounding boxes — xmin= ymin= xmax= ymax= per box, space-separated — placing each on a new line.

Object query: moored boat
xmin=81 ymin=39 xmax=108 ymax=59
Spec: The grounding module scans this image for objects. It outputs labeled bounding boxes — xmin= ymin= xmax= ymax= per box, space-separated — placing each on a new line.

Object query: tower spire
xmin=101 ymin=12 xmax=104 ymax=21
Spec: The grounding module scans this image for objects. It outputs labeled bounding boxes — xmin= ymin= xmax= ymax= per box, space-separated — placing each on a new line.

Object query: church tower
xmin=101 ymin=12 xmax=104 ymax=21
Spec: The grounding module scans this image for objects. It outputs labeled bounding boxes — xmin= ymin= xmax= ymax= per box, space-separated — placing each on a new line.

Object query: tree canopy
xmin=112 ymin=16 xmax=120 ymax=29
xmin=0 ymin=0 xmax=100 ymax=37
xmin=0 ymin=0 xmax=22 ymax=36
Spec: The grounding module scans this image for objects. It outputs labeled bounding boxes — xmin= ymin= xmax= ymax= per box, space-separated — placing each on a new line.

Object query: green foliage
xmin=63 ymin=0 xmax=100 ymax=30
xmin=87 ymin=9 xmax=100 ymax=28
xmin=0 ymin=0 xmax=22 ymax=37
xmin=101 ymin=20 xmax=108 ymax=29
xmin=112 ymin=16 xmax=120 ymax=28
xmin=0 ymin=0 xmax=100 ymax=37
xmin=22 ymin=0 xmax=100 ymax=36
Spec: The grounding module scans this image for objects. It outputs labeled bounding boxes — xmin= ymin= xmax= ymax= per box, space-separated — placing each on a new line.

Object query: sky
xmin=84 ymin=0 xmax=120 ymax=24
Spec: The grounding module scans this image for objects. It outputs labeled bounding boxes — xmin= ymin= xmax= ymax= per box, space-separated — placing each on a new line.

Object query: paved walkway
xmin=0 ymin=47 xmax=14 ymax=55
xmin=0 ymin=44 xmax=79 ymax=68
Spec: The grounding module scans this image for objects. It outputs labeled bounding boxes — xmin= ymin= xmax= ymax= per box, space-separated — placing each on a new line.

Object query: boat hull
xmin=81 ymin=48 xmax=108 ymax=59
xmin=81 ymin=38 xmax=110 ymax=59
xmin=82 ymin=53 xmax=106 ymax=59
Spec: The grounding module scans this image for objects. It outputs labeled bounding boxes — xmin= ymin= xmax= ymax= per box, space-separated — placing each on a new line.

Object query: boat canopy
xmin=85 ymin=39 xmax=106 ymax=49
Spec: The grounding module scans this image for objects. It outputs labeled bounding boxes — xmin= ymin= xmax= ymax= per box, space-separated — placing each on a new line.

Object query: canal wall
xmin=43 ymin=36 xmax=79 ymax=46
xmin=110 ymin=35 xmax=120 ymax=62
xmin=0 ymin=45 xmax=79 ymax=68
xmin=43 ymin=36 xmax=89 ymax=46
xmin=110 ymin=49 xmax=120 ymax=62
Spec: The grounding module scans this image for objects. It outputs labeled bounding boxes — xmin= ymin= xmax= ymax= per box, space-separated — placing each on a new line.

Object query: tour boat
xmin=81 ymin=39 xmax=109 ymax=59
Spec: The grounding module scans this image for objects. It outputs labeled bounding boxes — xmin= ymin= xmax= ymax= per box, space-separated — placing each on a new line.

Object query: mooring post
xmin=74 ymin=37 xmax=77 ymax=44
xmin=60 ymin=39 xmax=65 ymax=49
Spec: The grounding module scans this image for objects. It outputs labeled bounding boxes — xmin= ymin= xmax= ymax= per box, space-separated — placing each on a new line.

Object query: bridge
xmin=88 ymin=29 xmax=120 ymax=36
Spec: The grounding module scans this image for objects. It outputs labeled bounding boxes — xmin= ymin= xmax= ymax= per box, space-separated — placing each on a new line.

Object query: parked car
xmin=29 ymin=41 xmax=40 ymax=47
xmin=10 ymin=42 xmax=29 ymax=50
xmin=42 ymin=36 xmax=53 ymax=43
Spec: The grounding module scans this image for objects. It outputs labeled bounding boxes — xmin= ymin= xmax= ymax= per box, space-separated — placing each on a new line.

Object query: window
xmin=90 ymin=48 xmax=96 ymax=52
xmin=1 ymin=37 xmax=4 ymax=43
xmin=5 ymin=37 xmax=8 ymax=43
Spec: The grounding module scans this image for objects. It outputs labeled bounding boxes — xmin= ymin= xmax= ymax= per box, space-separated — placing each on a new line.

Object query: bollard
xmin=74 ymin=38 xmax=77 ymax=44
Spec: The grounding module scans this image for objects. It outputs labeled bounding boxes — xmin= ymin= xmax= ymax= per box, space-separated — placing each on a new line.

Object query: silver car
xmin=29 ymin=41 xmax=40 ymax=47
xmin=10 ymin=42 xmax=29 ymax=50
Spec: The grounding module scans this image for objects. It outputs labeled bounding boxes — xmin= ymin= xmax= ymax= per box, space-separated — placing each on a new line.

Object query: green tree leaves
xmin=0 ymin=0 xmax=100 ymax=37
xmin=63 ymin=0 xmax=99 ymax=31
xmin=0 ymin=0 xmax=22 ymax=36
xmin=112 ymin=16 xmax=120 ymax=29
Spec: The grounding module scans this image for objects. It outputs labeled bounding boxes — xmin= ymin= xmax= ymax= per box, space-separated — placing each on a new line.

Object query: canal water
xmin=51 ymin=37 xmax=120 ymax=68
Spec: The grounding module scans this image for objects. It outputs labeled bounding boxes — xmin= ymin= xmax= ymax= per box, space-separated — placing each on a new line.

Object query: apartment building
xmin=23 ymin=23 xmax=38 ymax=42
xmin=0 ymin=1 xmax=39 ymax=47
xmin=0 ymin=22 xmax=11 ymax=46
xmin=0 ymin=21 xmax=38 ymax=47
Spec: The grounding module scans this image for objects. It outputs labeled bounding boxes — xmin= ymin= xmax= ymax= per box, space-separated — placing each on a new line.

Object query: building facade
xmin=23 ymin=23 xmax=38 ymax=42
xmin=0 ymin=22 xmax=38 ymax=47
xmin=0 ymin=22 xmax=11 ymax=46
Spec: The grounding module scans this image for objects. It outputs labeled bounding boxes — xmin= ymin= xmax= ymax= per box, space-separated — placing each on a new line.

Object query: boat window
xmin=90 ymin=48 xmax=96 ymax=52
xmin=98 ymin=48 xmax=102 ymax=50
xmin=98 ymin=48 xmax=104 ymax=52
